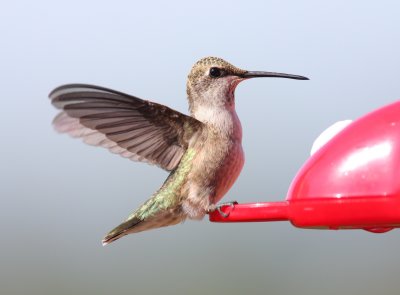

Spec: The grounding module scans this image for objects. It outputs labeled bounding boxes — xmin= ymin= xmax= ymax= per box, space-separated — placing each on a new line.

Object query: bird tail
xmin=102 ymin=217 xmax=142 ymax=246
xmin=102 ymin=203 xmax=184 ymax=246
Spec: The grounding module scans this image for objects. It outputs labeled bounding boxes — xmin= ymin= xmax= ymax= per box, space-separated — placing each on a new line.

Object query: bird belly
xmin=182 ymin=141 xmax=244 ymax=219
xmin=212 ymin=143 xmax=244 ymax=204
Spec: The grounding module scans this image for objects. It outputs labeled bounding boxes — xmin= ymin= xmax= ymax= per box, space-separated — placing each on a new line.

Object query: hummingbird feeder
xmin=209 ymin=100 xmax=400 ymax=233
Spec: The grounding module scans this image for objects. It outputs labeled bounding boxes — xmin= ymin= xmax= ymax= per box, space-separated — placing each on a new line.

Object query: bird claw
xmin=209 ymin=201 xmax=238 ymax=218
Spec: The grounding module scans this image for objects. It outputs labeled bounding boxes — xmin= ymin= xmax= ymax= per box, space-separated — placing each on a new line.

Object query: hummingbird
xmin=50 ymin=57 xmax=308 ymax=245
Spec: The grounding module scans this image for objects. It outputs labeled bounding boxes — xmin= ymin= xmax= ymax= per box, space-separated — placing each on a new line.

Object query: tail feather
xmin=102 ymin=217 xmax=142 ymax=246
xmin=102 ymin=210 xmax=184 ymax=246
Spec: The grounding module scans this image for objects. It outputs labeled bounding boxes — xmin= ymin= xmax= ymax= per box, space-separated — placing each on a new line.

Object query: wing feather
xmin=50 ymin=84 xmax=203 ymax=171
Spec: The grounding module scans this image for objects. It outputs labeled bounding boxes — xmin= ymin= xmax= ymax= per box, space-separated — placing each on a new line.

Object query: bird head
xmin=186 ymin=56 xmax=308 ymax=113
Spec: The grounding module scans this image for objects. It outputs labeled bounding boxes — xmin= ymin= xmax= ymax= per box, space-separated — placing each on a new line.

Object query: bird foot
xmin=207 ymin=201 xmax=238 ymax=218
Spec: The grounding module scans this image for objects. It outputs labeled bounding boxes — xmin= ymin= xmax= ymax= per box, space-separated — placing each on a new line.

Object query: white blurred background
xmin=1 ymin=1 xmax=400 ymax=294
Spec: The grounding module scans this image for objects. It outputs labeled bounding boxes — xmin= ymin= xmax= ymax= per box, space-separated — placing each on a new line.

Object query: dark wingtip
xmin=48 ymin=84 xmax=77 ymax=99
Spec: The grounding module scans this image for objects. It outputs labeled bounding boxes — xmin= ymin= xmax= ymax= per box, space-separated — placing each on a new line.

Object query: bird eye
xmin=209 ymin=67 xmax=222 ymax=78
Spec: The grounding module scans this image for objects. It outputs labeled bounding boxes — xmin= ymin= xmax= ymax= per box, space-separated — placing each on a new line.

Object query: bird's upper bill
xmin=241 ymin=71 xmax=309 ymax=80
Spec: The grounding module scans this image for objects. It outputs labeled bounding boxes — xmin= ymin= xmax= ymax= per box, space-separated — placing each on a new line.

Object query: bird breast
xmin=184 ymin=107 xmax=245 ymax=213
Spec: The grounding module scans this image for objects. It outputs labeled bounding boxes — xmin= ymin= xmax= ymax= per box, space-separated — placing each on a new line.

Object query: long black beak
xmin=242 ymin=71 xmax=309 ymax=80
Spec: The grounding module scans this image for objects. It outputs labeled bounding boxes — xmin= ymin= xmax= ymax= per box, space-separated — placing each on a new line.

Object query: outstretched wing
xmin=50 ymin=84 xmax=203 ymax=171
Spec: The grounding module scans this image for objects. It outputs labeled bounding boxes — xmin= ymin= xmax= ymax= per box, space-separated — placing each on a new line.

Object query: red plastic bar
xmin=209 ymin=201 xmax=289 ymax=222
xmin=208 ymin=197 xmax=400 ymax=232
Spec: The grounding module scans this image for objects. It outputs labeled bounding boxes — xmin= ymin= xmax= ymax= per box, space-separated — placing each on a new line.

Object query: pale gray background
xmin=1 ymin=1 xmax=400 ymax=294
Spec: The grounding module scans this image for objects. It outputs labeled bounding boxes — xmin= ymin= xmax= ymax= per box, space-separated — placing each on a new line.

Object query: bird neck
xmin=191 ymin=103 xmax=242 ymax=140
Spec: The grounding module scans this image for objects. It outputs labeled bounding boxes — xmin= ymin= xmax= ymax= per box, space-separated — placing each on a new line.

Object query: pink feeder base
xmin=209 ymin=100 xmax=400 ymax=233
